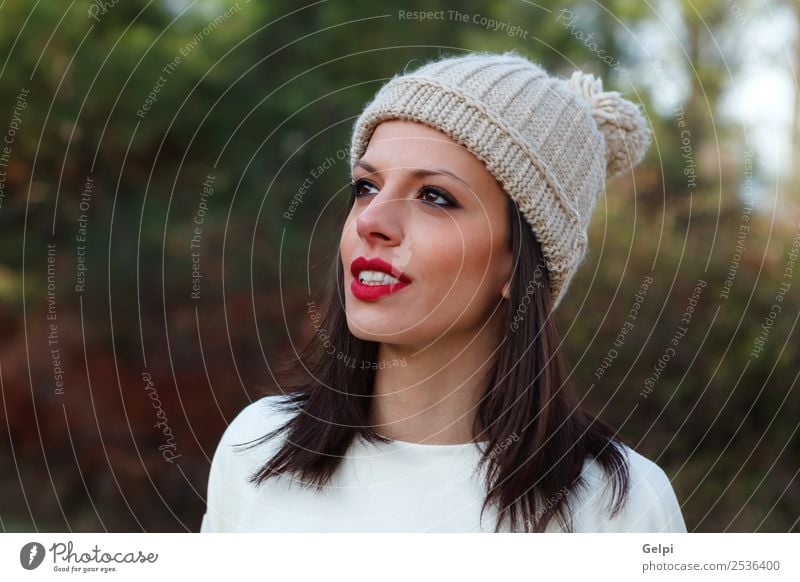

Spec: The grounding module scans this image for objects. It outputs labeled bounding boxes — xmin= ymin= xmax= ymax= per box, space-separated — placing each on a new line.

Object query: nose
xmin=354 ymin=185 xmax=406 ymax=246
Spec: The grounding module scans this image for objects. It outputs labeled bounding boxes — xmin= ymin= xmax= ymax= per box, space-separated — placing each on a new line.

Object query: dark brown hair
xmin=236 ymin=189 xmax=630 ymax=532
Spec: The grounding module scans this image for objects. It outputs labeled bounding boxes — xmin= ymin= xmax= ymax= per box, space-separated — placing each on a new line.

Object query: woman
xmin=200 ymin=50 xmax=687 ymax=533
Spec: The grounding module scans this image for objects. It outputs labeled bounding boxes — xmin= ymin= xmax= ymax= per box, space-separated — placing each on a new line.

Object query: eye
xmin=350 ymin=178 xmax=458 ymax=209
xmin=350 ymin=178 xmax=379 ymax=199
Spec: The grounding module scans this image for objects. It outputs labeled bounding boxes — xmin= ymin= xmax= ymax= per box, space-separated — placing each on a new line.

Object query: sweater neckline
xmin=369 ymin=435 xmax=489 ymax=456
xmin=381 ymin=437 xmax=488 ymax=448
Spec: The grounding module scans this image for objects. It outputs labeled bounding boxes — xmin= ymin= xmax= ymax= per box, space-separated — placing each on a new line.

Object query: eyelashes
xmin=349 ymin=178 xmax=459 ymax=209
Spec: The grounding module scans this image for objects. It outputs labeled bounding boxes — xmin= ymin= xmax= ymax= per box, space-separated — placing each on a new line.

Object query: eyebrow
xmin=353 ymin=160 xmax=472 ymax=189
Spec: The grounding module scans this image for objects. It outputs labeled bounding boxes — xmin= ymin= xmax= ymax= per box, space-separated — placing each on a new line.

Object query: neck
xmin=368 ymin=324 xmax=502 ymax=445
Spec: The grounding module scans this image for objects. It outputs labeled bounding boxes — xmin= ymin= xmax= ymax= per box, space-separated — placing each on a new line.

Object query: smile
xmin=350 ymin=256 xmax=412 ymax=301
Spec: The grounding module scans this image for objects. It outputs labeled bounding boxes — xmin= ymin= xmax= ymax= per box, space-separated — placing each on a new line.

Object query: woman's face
xmin=340 ymin=119 xmax=513 ymax=348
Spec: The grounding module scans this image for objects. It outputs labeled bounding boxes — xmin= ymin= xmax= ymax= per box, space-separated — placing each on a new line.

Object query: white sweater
xmin=200 ymin=395 xmax=687 ymax=533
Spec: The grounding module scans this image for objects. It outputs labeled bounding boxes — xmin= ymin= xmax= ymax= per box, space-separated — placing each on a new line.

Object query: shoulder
xmin=225 ymin=394 xmax=292 ymax=441
xmin=570 ymin=443 xmax=687 ymax=532
xmin=220 ymin=393 xmax=300 ymax=448
xmin=200 ymin=394 xmax=300 ymax=532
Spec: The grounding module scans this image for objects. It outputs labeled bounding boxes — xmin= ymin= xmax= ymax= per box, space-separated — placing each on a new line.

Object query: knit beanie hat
xmin=349 ymin=50 xmax=651 ymax=311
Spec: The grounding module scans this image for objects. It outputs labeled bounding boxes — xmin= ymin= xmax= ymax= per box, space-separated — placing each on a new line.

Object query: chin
xmin=346 ymin=315 xmax=396 ymax=341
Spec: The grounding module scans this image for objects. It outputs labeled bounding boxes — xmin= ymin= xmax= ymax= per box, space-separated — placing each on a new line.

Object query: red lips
xmin=350 ymin=257 xmax=412 ymax=282
xmin=350 ymin=256 xmax=412 ymax=301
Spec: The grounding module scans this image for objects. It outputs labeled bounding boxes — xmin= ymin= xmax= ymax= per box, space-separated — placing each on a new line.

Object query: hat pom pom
xmin=566 ymin=71 xmax=651 ymax=179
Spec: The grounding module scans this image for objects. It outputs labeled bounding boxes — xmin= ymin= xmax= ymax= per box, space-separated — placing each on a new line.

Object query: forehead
xmin=362 ymin=120 xmax=485 ymax=174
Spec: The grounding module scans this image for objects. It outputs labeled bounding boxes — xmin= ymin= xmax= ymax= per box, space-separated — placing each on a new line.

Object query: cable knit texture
xmin=349 ymin=50 xmax=651 ymax=310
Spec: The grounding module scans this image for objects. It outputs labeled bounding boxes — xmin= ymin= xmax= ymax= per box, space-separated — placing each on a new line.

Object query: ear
xmin=501 ymin=280 xmax=511 ymax=300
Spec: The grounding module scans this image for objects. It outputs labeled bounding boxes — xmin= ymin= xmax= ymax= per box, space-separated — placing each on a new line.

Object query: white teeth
xmin=359 ymin=270 xmax=400 ymax=285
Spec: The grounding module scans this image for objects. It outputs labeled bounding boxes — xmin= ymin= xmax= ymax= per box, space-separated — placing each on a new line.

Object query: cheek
xmin=446 ymin=219 xmax=506 ymax=285
xmin=339 ymin=216 xmax=357 ymax=257
xmin=416 ymin=236 xmax=504 ymax=326
xmin=459 ymin=240 xmax=502 ymax=290
xmin=423 ymin=229 xmax=502 ymax=297
xmin=415 ymin=223 xmax=470 ymax=280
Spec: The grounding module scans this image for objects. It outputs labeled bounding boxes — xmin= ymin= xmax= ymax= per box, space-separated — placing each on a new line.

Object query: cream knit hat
xmin=349 ymin=50 xmax=651 ymax=310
